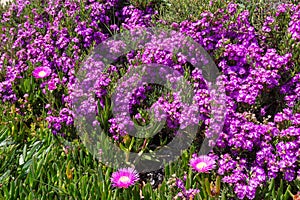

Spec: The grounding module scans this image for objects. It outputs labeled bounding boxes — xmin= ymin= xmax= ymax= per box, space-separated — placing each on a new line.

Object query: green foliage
xmin=1 ymin=115 xmax=300 ymax=199
xmin=158 ymin=0 xmax=230 ymax=23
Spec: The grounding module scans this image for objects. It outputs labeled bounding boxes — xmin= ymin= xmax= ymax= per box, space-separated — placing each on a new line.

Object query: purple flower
xmin=190 ymin=154 xmax=216 ymax=173
xmin=48 ymin=82 xmax=57 ymax=90
xmin=111 ymin=167 xmax=139 ymax=188
xmin=32 ymin=66 xmax=51 ymax=79
xmin=176 ymin=188 xmax=200 ymax=199
xmin=173 ymin=178 xmax=200 ymax=199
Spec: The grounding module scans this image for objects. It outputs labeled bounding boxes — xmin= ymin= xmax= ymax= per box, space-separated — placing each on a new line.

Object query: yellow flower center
xmin=38 ymin=71 xmax=46 ymax=77
xmin=196 ymin=162 xmax=207 ymax=170
xmin=119 ymin=176 xmax=131 ymax=184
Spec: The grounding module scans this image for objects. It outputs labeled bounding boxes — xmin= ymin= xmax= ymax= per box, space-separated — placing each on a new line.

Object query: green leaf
xmin=278 ymin=179 xmax=283 ymax=197
xmin=283 ymin=185 xmax=292 ymax=200
xmin=215 ymin=175 xmax=221 ymax=195
xmin=119 ymin=143 xmax=128 ymax=152
xmin=0 ymin=170 xmax=11 ymax=183
xmin=205 ymin=177 xmax=212 ymax=197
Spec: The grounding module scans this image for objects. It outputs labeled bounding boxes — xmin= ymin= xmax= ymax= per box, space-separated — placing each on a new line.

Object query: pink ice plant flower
xmin=189 ymin=154 xmax=216 ymax=173
xmin=111 ymin=167 xmax=139 ymax=188
xmin=32 ymin=66 xmax=51 ymax=79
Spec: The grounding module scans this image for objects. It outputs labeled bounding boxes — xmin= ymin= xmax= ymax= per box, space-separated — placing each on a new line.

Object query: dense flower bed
xmin=0 ymin=0 xmax=299 ymax=199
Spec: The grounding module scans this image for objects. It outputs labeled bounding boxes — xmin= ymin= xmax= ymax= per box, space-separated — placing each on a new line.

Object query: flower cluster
xmin=168 ymin=175 xmax=200 ymax=200
xmin=179 ymin=2 xmax=300 ymax=199
xmin=0 ymin=0 xmax=156 ymax=136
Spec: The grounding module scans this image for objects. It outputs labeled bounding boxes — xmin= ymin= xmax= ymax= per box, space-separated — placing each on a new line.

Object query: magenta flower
xmin=32 ymin=67 xmax=51 ymax=79
xmin=176 ymin=188 xmax=200 ymax=199
xmin=48 ymin=82 xmax=57 ymax=90
xmin=190 ymin=155 xmax=216 ymax=173
xmin=111 ymin=167 xmax=139 ymax=188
